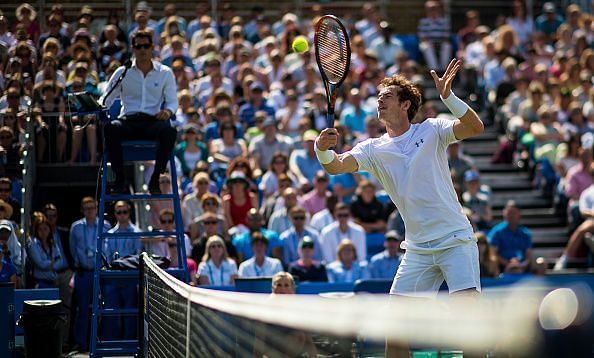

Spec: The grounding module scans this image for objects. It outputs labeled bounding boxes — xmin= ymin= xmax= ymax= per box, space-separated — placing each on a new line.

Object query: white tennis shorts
xmin=390 ymin=233 xmax=481 ymax=298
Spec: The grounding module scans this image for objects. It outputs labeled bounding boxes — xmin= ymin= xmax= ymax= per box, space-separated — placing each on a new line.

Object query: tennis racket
xmin=314 ymin=15 xmax=351 ymax=129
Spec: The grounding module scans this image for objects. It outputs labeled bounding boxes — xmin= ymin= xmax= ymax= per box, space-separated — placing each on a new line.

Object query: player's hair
xmin=379 ymin=74 xmax=422 ymax=121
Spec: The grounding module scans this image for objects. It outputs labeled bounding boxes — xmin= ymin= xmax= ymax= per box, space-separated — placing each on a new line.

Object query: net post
xmin=139 ymin=252 xmax=146 ymax=357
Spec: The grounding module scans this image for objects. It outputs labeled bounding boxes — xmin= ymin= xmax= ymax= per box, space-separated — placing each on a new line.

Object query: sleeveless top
xmin=226 ymin=190 xmax=252 ymax=227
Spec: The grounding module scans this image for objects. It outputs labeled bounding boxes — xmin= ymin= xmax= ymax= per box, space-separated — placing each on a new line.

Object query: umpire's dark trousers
xmin=104 ymin=113 xmax=177 ymax=184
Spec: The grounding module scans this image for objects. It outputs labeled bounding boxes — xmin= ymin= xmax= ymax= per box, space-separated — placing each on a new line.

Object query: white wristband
xmin=440 ymin=91 xmax=469 ymax=118
xmin=314 ymin=142 xmax=336 ymax=164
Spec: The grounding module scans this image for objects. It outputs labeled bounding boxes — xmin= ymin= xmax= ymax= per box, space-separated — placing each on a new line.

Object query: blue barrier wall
xmin=0 ymin=283 xmax=15 ymax=358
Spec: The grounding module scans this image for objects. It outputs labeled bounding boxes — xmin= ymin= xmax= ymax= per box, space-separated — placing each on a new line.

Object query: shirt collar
xmin=131 ymin=58 xmax=157 ymax=71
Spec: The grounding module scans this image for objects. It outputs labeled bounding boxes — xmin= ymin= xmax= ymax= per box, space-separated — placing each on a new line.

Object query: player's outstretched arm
xmin=315 ymin=128 xmax=358 ymax=175
xmin=430 ymin=58 xmax=484 ymax=140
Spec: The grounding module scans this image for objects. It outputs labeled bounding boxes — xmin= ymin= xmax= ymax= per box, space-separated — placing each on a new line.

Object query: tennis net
xmin=140 ymin=253 xmax=593 ymax=357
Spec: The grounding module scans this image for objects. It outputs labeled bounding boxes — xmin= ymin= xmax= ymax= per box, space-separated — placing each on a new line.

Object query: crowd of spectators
xmin=0 ymin=0 xmax=593 ymax=351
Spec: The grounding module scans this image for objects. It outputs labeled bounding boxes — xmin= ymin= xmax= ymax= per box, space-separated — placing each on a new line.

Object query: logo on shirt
xmin=415 ymin=138 xmax=424 ymax=147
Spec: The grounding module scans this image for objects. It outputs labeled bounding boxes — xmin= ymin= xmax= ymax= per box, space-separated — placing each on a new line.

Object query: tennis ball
xmin=292 ymin=36 xmax=309 ymax=54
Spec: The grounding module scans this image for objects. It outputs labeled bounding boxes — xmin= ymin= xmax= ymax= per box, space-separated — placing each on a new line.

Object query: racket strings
xmin=316 ymin=19 xmax=349 ymax=84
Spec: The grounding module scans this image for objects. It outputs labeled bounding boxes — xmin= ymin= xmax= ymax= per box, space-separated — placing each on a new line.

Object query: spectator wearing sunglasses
xmin=319 ymin=203 xmax=367 ymax=264
xmin=280 ymin=207 xmax=322 ymax=266
xmin=182 ymin=172 xmax=213 ymax=231
xmin=102 ymin=200 xmax=141 ymax=341
xmin=189 ymin=194 xmax=227 ymax=241
xmin=191 ymin=211 xmax=237 ymax=265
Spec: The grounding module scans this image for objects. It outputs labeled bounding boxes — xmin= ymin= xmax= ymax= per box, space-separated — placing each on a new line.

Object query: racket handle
xmin=326 ymin=112 xmax=335 ymax=129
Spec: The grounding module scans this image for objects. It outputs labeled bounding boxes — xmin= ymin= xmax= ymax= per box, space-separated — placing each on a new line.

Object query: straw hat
xmin=16 ymin=3 xmax=37 ymax=22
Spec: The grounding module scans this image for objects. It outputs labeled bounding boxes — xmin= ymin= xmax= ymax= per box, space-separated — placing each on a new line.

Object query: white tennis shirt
xmin=351 ymin=117 xmax=472 ymax=245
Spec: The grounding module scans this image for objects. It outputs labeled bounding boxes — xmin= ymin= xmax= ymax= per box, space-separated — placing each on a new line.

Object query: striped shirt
xmin=418 ymin=17 xmax=450 ymax=43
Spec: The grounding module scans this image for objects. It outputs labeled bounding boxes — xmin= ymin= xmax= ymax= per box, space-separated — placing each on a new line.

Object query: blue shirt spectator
xmin=488 ymin=202 xmax=532 ymax=271
xmin=535 ymin=3 xmax=564 ymax=38
xmin=104 ymin=222 xmax=142 ymax=263
xmin=239 ymin=83 xmax=275 ymax=128
xmin=70 ymin=217 xmax=111 ymax=270
xmin=488 ymin=221 xmax=532 ymax=261
xmin=0 ymin=258 xmax=16 ymax=283
xmin=29 ymin=237 xmax=68 ymax=283
xmin=329 ymin=172 xmax=358 ymax=204
xmin=369 ymin=250 xmax=402 ymax=279
xmin=233 ymin=228 xmax=281 ymax=261
xmin=280 ymin=226 xmax=322 ymax=265
xmin=326 ymin=260 xmax=370 ymax=283
xmin=289 ymin=132 xmax=323 ymax=186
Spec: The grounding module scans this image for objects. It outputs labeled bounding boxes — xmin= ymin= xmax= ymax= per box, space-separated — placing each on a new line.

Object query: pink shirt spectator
xmin=300 ymin=191 xmax=327 ymax=216
xmin=565 ymin=163 xmax=593 ymax=204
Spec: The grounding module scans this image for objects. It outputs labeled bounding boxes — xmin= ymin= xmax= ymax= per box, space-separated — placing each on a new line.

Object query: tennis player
xmin=315 ymin=58 xmax=484 ymax=298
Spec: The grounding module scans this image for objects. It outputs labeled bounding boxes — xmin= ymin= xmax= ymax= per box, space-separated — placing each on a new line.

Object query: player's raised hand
xmin=430 ymin=58 xmax=462 ymax=100
xmin=316 ymin=128 xmax=338 ymax=151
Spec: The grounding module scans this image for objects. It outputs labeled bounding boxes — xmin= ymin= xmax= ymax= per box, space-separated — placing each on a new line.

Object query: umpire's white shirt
xmin=101 ymin=59 xmax=178 ymax=117
xmin=238 ymin=256 xmax=283 ymax=278
xmin=350 ymin=118 xmax=473 ymax=248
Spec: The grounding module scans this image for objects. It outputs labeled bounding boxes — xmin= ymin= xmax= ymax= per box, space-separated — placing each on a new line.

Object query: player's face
xmin=377 ymin=85 xmax=406 ymax=126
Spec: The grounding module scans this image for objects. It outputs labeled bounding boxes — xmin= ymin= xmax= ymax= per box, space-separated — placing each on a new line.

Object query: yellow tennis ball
xmin=292 ymin=36 xmax=309 ymax=54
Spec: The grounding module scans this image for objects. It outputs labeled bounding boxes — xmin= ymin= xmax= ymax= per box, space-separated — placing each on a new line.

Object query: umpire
xmin=101 ymin=30 xmax=178 ymax=194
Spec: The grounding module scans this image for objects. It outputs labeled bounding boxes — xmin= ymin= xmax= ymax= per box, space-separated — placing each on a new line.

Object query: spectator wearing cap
xmin=368 ymin=230 xmax=404 ymax=279
xmin=14 ymin=3 xmax=40 ymax=44
xmin=536 ymin=2 xmax=564 ymax=43
xmin=238 ymin=232 xmax=283 ymax=278
xmin=239 ymin=82 xmax=275 ymax=128
xmin=174 ymin=124 xmax=208 ymax=178
xmin=326 ymin=239 xmax=370 ymax=283
xmin=288 ymin=237 xmax=328 ymax=282
xmin=289 ymin=130 xmax=324 ymax=188
xmin=319 ymin=203 xmax=367 ymax=264
xmin=418 ymin=1 xmax=452 ymax=71
xmin=248 ymin=114 xmax=293 ymax=173
xmin=350 ymin=180 xmax=388 ymax=234
xmin=462 ymin=170 xmax=492 ymax=231
xmin=39 ymin=14 xmax=71 ymax=51
xmin=280 ymin=206 xmax=321 ymax=265
xmin=300 ymin=171 xmax=331 ymax=217
xmin=223 ymin=171 xmax=258 ymax=228
xmin=259 ymin=152 xmax=299 ymax=198
xmin=0 ymin=219 xmax=21 ymax=277
xmin=488 ymin=200 xmax=533 ymax=273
